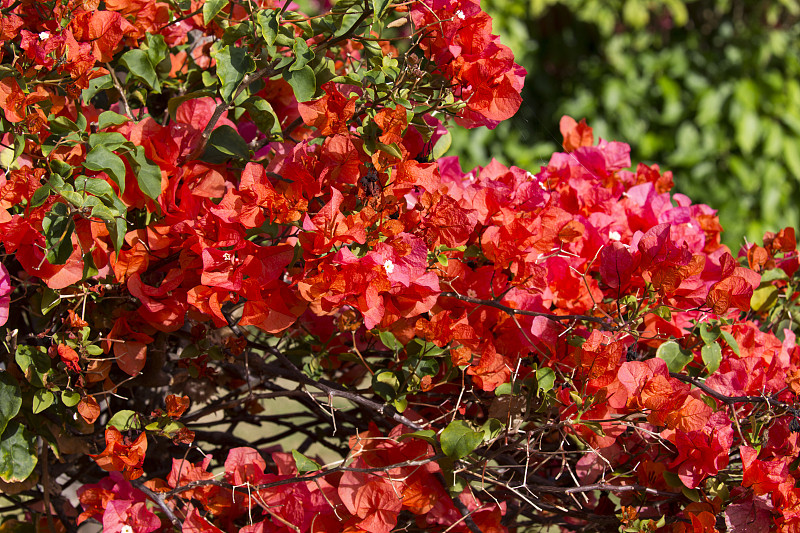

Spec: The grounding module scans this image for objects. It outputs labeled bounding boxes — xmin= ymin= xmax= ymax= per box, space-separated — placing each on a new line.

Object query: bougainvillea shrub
xmin=0 ymin=0 xmax=799 ymax=532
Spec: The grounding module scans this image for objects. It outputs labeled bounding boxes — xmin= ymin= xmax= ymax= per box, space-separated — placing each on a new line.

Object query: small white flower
xmin=383 ymin=259 xmax=395 ymax=275
xmin=222 ymin=252 xmax=233 ymax=262
xmin=608 ymin=231 xmax=621 ymax=241
xmin=687 ymin=223 xmax=694 ymax=229
xmin=455 ymin=9 xmax=465 ymax=19
xmin=121 ymin=526 xmax=134 ymax=533
xmin=39 ymin=31 xmax=50 ymax=40
xmin=467 ymin=289 xmax=478 ymax=299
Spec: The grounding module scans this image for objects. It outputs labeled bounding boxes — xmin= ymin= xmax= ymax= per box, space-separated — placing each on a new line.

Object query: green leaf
xmin=440 ymin=420 xmax=483 ymax=460
xmin=378 ymin=330 xmax=400 ymax=351
xmin=61 ymin=390 xmax=81 ymax=407
xmin=290 ymin=37 xmax=315 ymax=72
xmin=0 ymin=422 xmax=37 ymax=483
xmin=32 ymin=389 xmax=55 ymax=414
xmin=88 ymin=132 xmax=131 ymax=152
xmin=656 ymin=340 xmax=692 ymax=373
xmin=120 ymin=49 xmax=160 ymax=92
xmin=48 ymin=115 xmax=82 ymax=135
xmin=0 ymin=373 xmax=21 ymax=437
xmin=392 ymin=396 xmax=408 ymax=412
xmin=653 ymin=305 xmax=672 ymax=320
xmin=397 ymin=429 xmax=436 ymax=444
xmin=494 ymin=382 xmax=512 ymax=396
xmin=244 ymin=97 xmax=282 ymax=137
xmin=201 ymin=125 xmax=250 ymax=164
xmin=699 ymin=323 xmax=720 ymax=345
xmin=75 ymin=175 xmax=116 ymax=201
xmin=57 ymin=187 xmax=85 ymax=208
xmin=719 ymin=330 xmax=741 ymax=356
xmin=107 ymin=217 xmax=127 ymax=254
xmin=256 ymin=9 xmax=280 ymax=46
xmin=405 ymin=338 xmax=446 ymax=358
xmin=49 ymin=159 xmax=74 ymax=180
xmin=41 ymin=202 xmax=75 ymax=265
xmin=107 ymin=410 xmax=141 ymax=431
xmin=160 ymin=420 xmax=184 ymax=436
xmin=40 ymin=288 xmax=59 ymax=315
xmin=377 ymin=142 xmax=403 ymax=159
xmin=86 ymin=345 xmax=103 ymax=356
xmin=144 ymin=32 xmax=168 ymax=67
xmin=96 ymin=111 xmax=130 ymax=131
xmin=11 ymin=133 xmax=24 ymax=166
xmin=90 ymin=202 xmax=118 ymax=222
xmin=431 ymin=130 xmax=451 ymax=160
xmin=701 ymin=342 xmax=722 ymax=374
xmin=292 ymin=450 xmax=322 ymax=473
xmin=334 ymin=10 xmax=364 ymax=39
xmin=29 ymin=183 xmax=52 ymax=208
xmin=15 ymin=345 xmax=51 ymax=388
xmin=751 ymin=285 xmax=779 ymax=312
xmin=372 ymin=370 xmax=399 ymax=401
xmin=536 ymin=367 xmax=556 ymax=393
xmin=82 ymin=74 xmax=113 ymax=103
xmin=284 ymin=65 xmax=316 ymax=102
xmin=682 ymin=486 xmax=702 ymax=502
xmin=372 ymin=0 xmax=392 ymax=22
xmin=215 ymin=45 xmax=255 ymax=103
xmin=84 ymin=145 xmax=127 ymax=193
xmin=129 ymin=146 xmax=162 ymax=200
xmin=480 ymin=418 xmax=504 ymax=441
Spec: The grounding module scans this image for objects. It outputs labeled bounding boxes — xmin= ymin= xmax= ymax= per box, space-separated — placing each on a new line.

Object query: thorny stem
xmin=165 ymin=454 xmax=443 ymax=497
xmin=670 ymin=372 xmax=799 ymax=414
xmin=440 ymin=291 xmax=617 ymax=328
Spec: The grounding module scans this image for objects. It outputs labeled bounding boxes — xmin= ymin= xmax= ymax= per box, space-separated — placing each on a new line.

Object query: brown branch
xmin=530 ymin=482 xmax=677 ymax=498
xmin=669 ymin=372 xmax=797 ymax=412
xmin=105 ymin=64 xmax=133 ymax=120
xmin=182 ymin=389 xmax=310 ymax=422
xmin=182 ymin=61 xmax=279 ymax=162
xmin=166 ymin=454 xmax=443 ymax=497
xmin=132 ymin=479 xmax=182 ymax=530
xmin=219 ymin=306 xmax=427 ymax=431
xmin=435 ymin=472 xmax=484 ymax=533
xmin=264 ymin=343 xmax=427 ymax=430
xmin=440 ymin=292 xmax=615 ymax=328
xmin=41 ymin=444 xmax=57 ymax=533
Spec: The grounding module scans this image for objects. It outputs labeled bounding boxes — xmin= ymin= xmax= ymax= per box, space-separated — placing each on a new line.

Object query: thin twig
xmin=669 ymin=372 xmax=797 ymax=413
xmin=105 ymin=64 xmax=133 ymax=120
xmin=440 ymin=292 xmax=616 ymax=328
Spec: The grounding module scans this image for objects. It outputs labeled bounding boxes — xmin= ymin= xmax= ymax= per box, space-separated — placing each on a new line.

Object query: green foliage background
xmin=451 ymin=0 xmax=800 ymax=248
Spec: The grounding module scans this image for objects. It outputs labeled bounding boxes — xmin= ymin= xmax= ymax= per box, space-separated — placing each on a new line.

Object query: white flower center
xmin=455 ymin=10 xmax=465 ymax=19
xmin=39 ymin=31 xmax=50 ymax=40
xmin=121 ymin=526 xmax=134 ymax=533
xmin=383 ymin=259 xmax=395 ymax=274
xmin=467 ymin=289 xmax=478 ymax=299
xmin=608 ymin=231 xmax=621 ymax=241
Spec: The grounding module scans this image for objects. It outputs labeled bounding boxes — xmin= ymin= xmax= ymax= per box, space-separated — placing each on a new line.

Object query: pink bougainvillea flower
xmin=0 ymin=262 xmax=9 ymax=326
